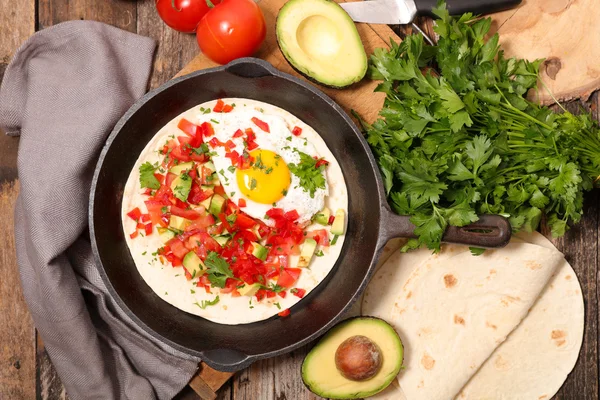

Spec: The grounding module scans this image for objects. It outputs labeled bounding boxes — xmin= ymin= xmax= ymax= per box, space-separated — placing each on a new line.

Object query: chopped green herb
xmin=249 ymin=178 xmax=257 ymax=190
xmin=194 ymin=296 xmax=220 ymax=309
xmin=315 ymin=250 xmax=324 ymax=257
xmin=200 ymin=107 xmax=211 ymax=114
xmin=193 ymin=143 xmax=209 ymax=155
xmin=281 ymin=189 xmax=288 ymax=196
xmin=265 ymin=167 xmax=273 ymax=174
xmin=288 ymin=150 xmax=327 ymax=198
xmin=165 ymin=292 xmax=168 ymax=295
xmin=274 ymin=302 xmax=281 ymax=310
xmin=205 ymin=252 xmax=235 ymax=288
xmin=210 ymin=119 xmax=219 ymax=124
xmin=331 ymin=235 xmax=339 ymax=245
xmin=173 ymin=172 xmax=192 ymax=202
xmin=227 ymin=166 xmax=236 ymax=173
xmin=139 ymin=162 xmax=160 ymax=190
xmin=161 ymin=206 xmax=168 ymax=213
xmin=230 ymin=192 xmax=236 ymax=197
xmin=190 ymin=289 xmax=196 ymax=294
xmin=259 ymin=108 xmax=264 ymax=113
xmin=142 ymin=251 xmax=147 ymax=256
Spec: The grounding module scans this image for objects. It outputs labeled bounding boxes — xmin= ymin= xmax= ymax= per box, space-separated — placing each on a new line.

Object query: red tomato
xmin=178 ymin=118 xmax=200 ymax=136
xmin=306 ymin=229 xmax=329 ymax=247
xmin=185 ymin=214 xmax=214 ymax=231
xmin=277 ymin=268 xmax=302 ymax=288
xmin=168 ymin=238 xmax=189 ymax=259
xmin=213 ymin=99 xmax=225 ymax=112
xmin=235 ymin=213 xmax=256 ymax=229
xmin=251 ymin=117 xmax=270 ymax=133
xmin=127 ymin=207 xmax=142 ymax=221
xmin=171 ymin=206 xmax=201 ymax=220
xmin=292 ymin=288 xmax=306 ymax=298
xmin=156 ymin=0 xmax=220 ymax=33
xmin=278 ymin=309 xmax=290 ymax=317
xmin=196 ymin=0 xmax=266 ymax=65
xmin=292 ymin=126 xmax=302 ymax=136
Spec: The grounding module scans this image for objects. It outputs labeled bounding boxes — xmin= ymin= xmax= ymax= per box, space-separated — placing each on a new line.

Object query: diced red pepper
xmin=238 ymin=198 xmax=247 ymax=208
xmin=278 ymin=290 xmax=287 ymax=299
xmin=224 ymin=140 xmax=236 ymax=152
xmin=213 ymin=99 xmax=225 ymax=112
xmin=225 ymin=150 xmax=240 ymax=166
xmin=200 ymin=122 xmax=214 ymax=138
xmin=136 ymin=222 xmax=146 ymax=230
xmin=292 ymin=126 xmax=302 ymax=136
xmin=284 ymin=210 xmax=300 ymax=221
xmin=145 ymin=223 xmax=153 ymax=236
xmin=234 ymin=213 xmax=256 ymax=230
xmin=328 ymin=215 xmax=335 ymax=225
xmin=129 ymin=231 xmax=139 ymax=239
xmin=233 ymin=129 xmax=244 ymax=138
xmin=278 ymin=309 xmax=291 ymax=317
xmin=209 ymin=137 xmax=226 ymax=148
xmin=315 ymin=159 xmax=329 ymax=168
xmin=222 ymin=104 xmax=234 ymax=113
xmin=127 ymin=207 xmax=142 ymax=221
xmin=292 ymin=288 xmax=306 ymax=298
xmin=178 ymin=118 xmax=200 ymax=137
xmin=251 ymin=117 xmax=270 ymax=133
xmin=140 ymin=214 xmax=150 ymax=223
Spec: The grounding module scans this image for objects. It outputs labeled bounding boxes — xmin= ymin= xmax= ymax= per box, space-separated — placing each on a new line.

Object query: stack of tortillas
xmin=363 ymin=232 xmax=584 ymax=400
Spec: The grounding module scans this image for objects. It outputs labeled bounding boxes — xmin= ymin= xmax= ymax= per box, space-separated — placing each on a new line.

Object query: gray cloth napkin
xmin=0 ymin=21 xmax=201 ymax=399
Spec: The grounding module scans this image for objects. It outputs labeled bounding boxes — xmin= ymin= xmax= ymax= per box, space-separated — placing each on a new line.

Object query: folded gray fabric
xmin=0 ymin=21 xmax=200 ymax=399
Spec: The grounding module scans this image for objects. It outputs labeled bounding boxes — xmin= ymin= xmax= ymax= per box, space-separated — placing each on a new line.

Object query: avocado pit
xmin=335 ymin=335 xmax=383 ymax=381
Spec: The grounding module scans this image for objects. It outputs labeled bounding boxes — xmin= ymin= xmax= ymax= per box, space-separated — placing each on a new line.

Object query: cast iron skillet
xmin=90 ymin=58 xmax=511 ymax=372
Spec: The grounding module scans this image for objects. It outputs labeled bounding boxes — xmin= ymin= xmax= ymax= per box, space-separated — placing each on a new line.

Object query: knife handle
xmin=414 ymin=0 xmax=521 ymax=18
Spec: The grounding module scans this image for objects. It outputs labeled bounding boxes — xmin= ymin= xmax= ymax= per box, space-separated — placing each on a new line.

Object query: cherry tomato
xmin=196 ymin=0 xmax=266 ymax=64
xmin=156 ymin=0 xmax=220 ymax=33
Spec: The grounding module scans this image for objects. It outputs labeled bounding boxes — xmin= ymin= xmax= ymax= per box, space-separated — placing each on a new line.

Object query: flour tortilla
xmin=363 ymin=239 xmax=565 ymax=400
xmin=121 ymin=98 xmax=347 ymax=324
xmin=456 ymin=232 xmax=584 ymax=400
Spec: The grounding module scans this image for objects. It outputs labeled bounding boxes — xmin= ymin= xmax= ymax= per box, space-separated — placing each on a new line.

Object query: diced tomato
xmin=278 ymin=290 xmax=287 ymax=299
xmin=224 ymin=140 xmax=236 ymax=152
xmin=127 ymin=207 xmax=142 ymax=221
xmin=222 ymin=104 xmax=234 ymax=113
xmin=306 ymin=229 xmax=329 ymax=246
xmin=292 ymin=126 xmax=302 ymax=136
xmin=190 ymin=152 xmax=207 ymax=163
xmin=266 ymin=208 xmax=284 ymax=219
xmin=143 ymin=188 xmax=153 ymax=196
xmin=220 ymin=278 xmax=239 ymax=293
xmin=315 ymin=159 xmax=329 ymax=168
xmin=171 ymin=145 xmax=192 ymax=162
xmin=129 ymin=230 xmax=139 ymax=239
xmin=170 ymin=206 xmax=201 ymax=220
xmin=178 ymin=118 xmax=200 ymax=137
xmin=218 ymin=213 xmax=233 ymax=233
xmin=200 ymin=122 xmax=215 ymax=138
xmin=266 ymin=290 xmax=276 ymax=298
xmin=213 ymin=184 xmax=226 ymax=196
xmin=136 ymin=222 xmax=146 ymax=230
xmin=165 ymin=173 xmax=178 ymax=188
xmin=209 ymin=137 xmax=226 ymax=148
xmin=177 ymin=135 xmax=192 ymax=146
xmin=284 ymin=210 xmax=300 ymax=221
xmin=235 ymin=213 xmax=256 ymax=230
xmin=185 ymin=214 xmax=214 ymax=232
xmin=213 ymin=99 xmax=225 ymax=112
xmin=197 ymin=275 xmax=212 ymax=293
xmin=292 ymin=288 xmax=306 ymax=298
xmin=277 ymin=268 xmax=302 ymax=288
xmin=225 ymin=150 xmax=240 ymax=166
xmin=207 ymin=223 xmax=225 ymax=235
xmin=165 ymin=253 xmax=183 ymax=267
xmin=238 ymin=198 xmax=247 ymax=208
xmin=140 ymin=213 xmax=150 ymax=223
xmin=167 ymin=238 xmax=189 ymax=259
xmin=184 ymin=269 xmax=192 ymax=280
xmin=245 ymin=128 xmax=259 ymax=150
xmin=328 ymin=215 xmax=335 ymax=225
xmin=233 ymin=129 xmax=244 ymax=138
xmin=174 ymin=198 xmax=188 ymax=209
xmin=251 ymin=117 xmax=270 ymax=132
xmin=256 ymin=289 xmax=266 ymax=301
xmin=188 ymin=182 xmax=209 ymax=205
xmin=144 ymin=223 xmax=153 ymax=236
xmin=278 ymin=309 xmax=290 ymax=317
xmin=154 ymin=173 xmax=165 ymax=185
xmin=189 ymin=232 xmax=221 ymax=257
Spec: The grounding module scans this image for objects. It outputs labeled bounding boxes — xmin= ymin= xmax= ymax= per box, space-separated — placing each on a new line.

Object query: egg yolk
xmin=236 ymin=149 xmax=291 ymax=204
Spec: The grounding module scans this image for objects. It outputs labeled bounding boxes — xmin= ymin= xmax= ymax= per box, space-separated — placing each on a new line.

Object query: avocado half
xmin=276 ymin=0 xmax=368 ymax=88
xmin=302 ymin=317 xmax=404 ymax=399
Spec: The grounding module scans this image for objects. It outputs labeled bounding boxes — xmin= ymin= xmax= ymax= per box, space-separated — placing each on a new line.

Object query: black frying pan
xmin=89 ymin=58 xmax=511 ymax=372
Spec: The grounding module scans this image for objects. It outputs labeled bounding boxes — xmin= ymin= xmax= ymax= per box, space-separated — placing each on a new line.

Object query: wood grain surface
xmin=0 ymin=0 xmax=598 ymax=399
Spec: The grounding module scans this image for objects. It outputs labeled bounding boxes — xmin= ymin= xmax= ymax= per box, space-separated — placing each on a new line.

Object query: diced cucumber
xmin=209 ymin=194 xmax=226 ymax=216
xmin=248 ymin=242 xmax=268 ymax=261
xmin=169 ymin=161 xmax=194 ymax=175
xmin=314 ymin=207 xmax=331 ymax=226
xmin=238 ymin=283 xmax=261 ymax=296
xmin=331 ymin=209 xmax=346 ymax=235
xmin=182 ymin=251 xmax=205 ymax=278
xmin=157 ymin=227 xmax=176 ymax=244
xmin=298 ymin=238 xmax=317 ymax=268
xmin=169 ymin=215 xmax=191 ymax=230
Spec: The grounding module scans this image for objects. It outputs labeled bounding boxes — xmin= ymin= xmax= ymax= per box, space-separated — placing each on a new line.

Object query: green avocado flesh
xmin=276 ymin=0 xmax=368 ymax=88
xmin=302 ymin=317 xmax=404 ymax=399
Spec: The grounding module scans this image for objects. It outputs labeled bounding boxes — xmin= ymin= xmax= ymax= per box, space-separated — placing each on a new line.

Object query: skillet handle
xmin=199 ymin=348 xmax=254 ymax=372
xmin=224 ymin=57 xmax=279 ymax=79
xmin=414 ymin=0 xmax=521 ymax=17
xmin=379 ymin=207 xmax=512 ymax=248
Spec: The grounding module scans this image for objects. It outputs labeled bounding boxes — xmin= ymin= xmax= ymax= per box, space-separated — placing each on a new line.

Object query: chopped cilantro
xmin=287 ymin=150 xmax=327 ymax=198
xmin=194 ymin=296 xmax=220 ymax=309
xmin=142 ymin=251 xmax=147 ymax=256
xmin=173 ymin=172 xmax=192 ymax=202
xmin=193 ymin=143 xmax=209 ymax=155
xmin=315 ymin=250 xmax=324 ymax=257
xmin=190 ymin=289 xmax=196 ymax=294
xmin=205 ymin=252 xmax=235 ymax=288
xmin=161 ymin=206 xmax=168 ymax=213
xmin=286 ymin=136 xmax=292 ymax=141
xmin=282 ymin=189 xmax=288 ymax=196
xmin=274 ymin=302 xmax=281 ymax=310
xmin=249 ymin=178 xmax=257 ymax=190
xmin=210 ymin=118 xmax=219 ymax=124
xmin=227 ymin=166 xmax=236 ymax=173
xmin=139 ymin=162 xmax=160 ymax=190
xmin=265 ymin=167 xmax=273 ymax=174
xmin=230 ymin=192 xmax=236 ymax=197
xmin=331 ymin=235 xmax=339 ymax=245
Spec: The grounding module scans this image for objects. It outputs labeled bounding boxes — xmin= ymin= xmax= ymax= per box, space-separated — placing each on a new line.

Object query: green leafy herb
xmin=193 ymin=143 xmax=209 ymax=155
xmin=331 ymin=235 xmax=339 ymax=245
xmin=161 ymin=206 xmax=168 ymax=213
xmin=249 ymin=178 xmax=257 ymax=190
xmin=361 ymin=1 xmax=600 ymax=252
xmin=315 ymin=250 xmax=324 ymax=257
xmin=200 ymin=107 xmax=211 ymax=114
xmin=228 ymin=166 xmax=236 ymax=173
xmin=173 ymin=172 xmax=192 ymax=202
xmin=194 ymin=295 xmax=220 ymax=309
xmin=210 ymin=119 xmax=219 ymax=124
xmin=288 ymin=150 xmax=327 ymax=198
xmin=205 ymin=251 xmax=235 ymax=288
xmin=190 ymin=289 xmax=196 ymax=294
xmin=274 ymin=302 xmax=281 ymax=310
xmin=139 ymin=162 xmax=160 ymax=190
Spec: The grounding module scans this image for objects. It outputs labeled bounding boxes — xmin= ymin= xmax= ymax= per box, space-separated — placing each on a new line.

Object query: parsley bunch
xmin=362 ymin=2 xmax=600 ymax=251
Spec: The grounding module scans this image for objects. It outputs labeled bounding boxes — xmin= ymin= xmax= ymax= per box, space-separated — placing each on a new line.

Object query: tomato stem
xmin=205 ymin=0 xmax=215 ymax=8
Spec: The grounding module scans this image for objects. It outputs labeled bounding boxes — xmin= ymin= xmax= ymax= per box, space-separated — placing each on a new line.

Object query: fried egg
xmin=202 ymin=106 xmax=328 ymax=225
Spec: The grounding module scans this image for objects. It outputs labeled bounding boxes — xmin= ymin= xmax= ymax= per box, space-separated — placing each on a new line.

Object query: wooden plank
xmin=36 ymin=336 xmax=69 ymax=400
xmin=0 ymin=181 xmax=36 ymax=400
xmin=543 ymin=92 xmax=600 ymax=400
xmin=136 ymin=0 xmax=200 ymax=89
xmin=37 ymin=0 xmax=137 ymax=32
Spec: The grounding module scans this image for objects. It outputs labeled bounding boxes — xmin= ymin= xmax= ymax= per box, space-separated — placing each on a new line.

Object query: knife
xmin=339 ymin=0 xmax=522 ymax=25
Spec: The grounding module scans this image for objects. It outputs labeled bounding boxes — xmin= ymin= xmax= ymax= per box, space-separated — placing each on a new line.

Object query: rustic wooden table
xmin=0 ymin=1 xmax=598 ymax=399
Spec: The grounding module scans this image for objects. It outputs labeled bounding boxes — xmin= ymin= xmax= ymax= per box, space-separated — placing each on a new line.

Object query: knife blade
xmin=339 ymin=0 xmax=522 ymax=25
xmin=340 ymin=0 xmax=416 ymax=25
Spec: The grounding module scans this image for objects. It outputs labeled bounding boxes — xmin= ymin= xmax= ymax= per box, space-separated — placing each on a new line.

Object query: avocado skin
xmin=301 ymin=316 xmax=404 ymax=399
xmin=275 ymin=0 xmax=368 ymax=89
